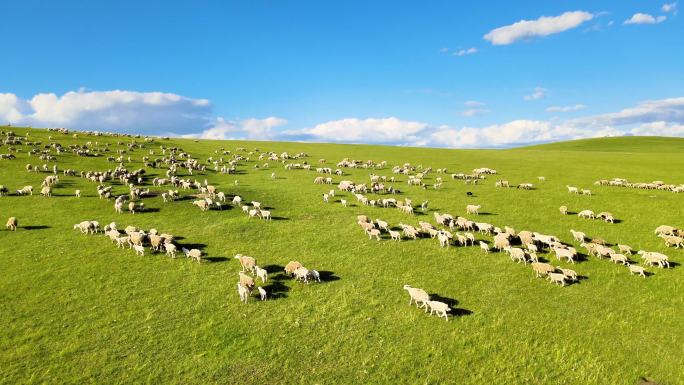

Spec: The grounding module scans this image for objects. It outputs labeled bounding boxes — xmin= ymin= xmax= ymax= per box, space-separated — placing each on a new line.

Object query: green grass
xmin=1 ymin=127 xmax=682 ymax=385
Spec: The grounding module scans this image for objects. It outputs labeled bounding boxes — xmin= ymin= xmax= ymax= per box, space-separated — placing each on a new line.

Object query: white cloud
xmin=524 ymin=87 xmax=548 ymax=101
xmin=484 ymin=11 xmax=594 ymax=45
xmin=630 ymin=121 xmax=684 ymax=136
xmin=574 ymin=97 xmax=684 ymax=126
xmin=453 ymin=47 xmax=478 ymax=56
xmin=624 ymin=13 xmax=667 ymax=24
xmin=464 ymin=100 xmax=484 ymax=107
xmin=461 ymin=101 xmax=488 ymax=117
xmin=296 ymin=117 xmax=428 ymax=144
xmin=187 ymin=117 xmax=288 ymax=140
xmin=546 ymin=104 xmax=587 ymax=112
xmin=0 ymin=90 xmax=212 ymax=135
xmin=662 ymin=2 xmax=678 ymax=13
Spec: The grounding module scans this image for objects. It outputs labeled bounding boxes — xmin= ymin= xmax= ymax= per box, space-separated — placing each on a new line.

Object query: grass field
xmin=0 ymin=127 xmax=682 ymax=385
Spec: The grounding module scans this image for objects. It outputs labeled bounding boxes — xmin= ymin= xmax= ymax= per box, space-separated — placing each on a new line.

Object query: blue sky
xmin=1 ymin=1 xmax=683 ymax=147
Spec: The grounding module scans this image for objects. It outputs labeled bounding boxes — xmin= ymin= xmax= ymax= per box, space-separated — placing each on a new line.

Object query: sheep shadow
xmin=262 ymin=281 xmax=290 ymax=299
xmin=612 ymin=219 xmax=624 ymax=224
xmin=263 ymin=264 xmax=285 ymax=274
xmin=180 ymin=243 xmax=207 ymax=250
xmin=203 ymin=256 xmax=228 ymax=263
xmin=22 ymin=225 xmax=50 ymax=230
xmin=138 ymin=207 xmax=161 ymax=213
xmin=174 ymin=195 xmax=195 ymax=202
xmin=316 ymin=270 xmax=340 ymax=283
xmin=476 ymin=212 xmax=496 ymax=216
xmin=666 ymin=261 xmax=680 ymax=269
xmin=428 ymin=294 xmax=473 ymax=317
xmin=270 ymin=216 xmax=289 ymax=221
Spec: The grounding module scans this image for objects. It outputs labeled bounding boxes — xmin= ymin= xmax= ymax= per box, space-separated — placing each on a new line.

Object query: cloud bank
xmin=484 ymin=11 xmax=594 ymax=45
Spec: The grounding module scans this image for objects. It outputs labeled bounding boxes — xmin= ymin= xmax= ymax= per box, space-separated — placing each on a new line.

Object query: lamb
xmin=239 ymin=272 xmax=255 ymax=290
xmin=164 ymin=242 xmax=177 ymax=258
xmin=479 ymin=241 xmax=489 ymax=253
xmin=128 ymin=201 xmax=137 ymax=214
xmin=293 ymin=266 xmax=310 ymax=283
xmin=556 ymin=267 xmax=578 ymax=282
xmin=609 ymin=253 xmax=629 ymax=265
xmin=566 ymin=185 xmax=579 ymax=194
xmin=133 ymin=244 xmax=145 ymax=256
xmin=6 ymin=217 xmax=17 ymax=231
xmin=75 ymin=189 xmax=81 ymax=198
xmin=284 ymin=261 xmax=303 ymax=276
xmin=259 ymin=210 xmax=272 ymax=221
xmin=234 ymin=254 xmax=256 ymax=273
xmin=403 ymin=285 xmax=429 ymax=309
xmin=505 ymin=247 xmax=527 ymax=264
xmin=309 ymin=270 xmax=321 ymax=282
xmin=547 ymin=272 xmax=566 ymax=286
xmin=375 ymin=219 xmax=389 ymax=232
xmin=437 ymin=232 xmax=451 ymax=248
xmin=618 ymin=244 xmax=633 ymax=255
xmin=193 ymin=200 xmax=209 ymax=211
xmin=248 ymin=209 xmax=260 ymax=218
xmin=255 ymin=266 xmax=268 ymax=283
xmin=181 ymin=248 xmax=202 ymax=263
xmin=340 ymin=199 xmax=347 ymax=207
xmin=577 ymin=210 xmax=595 ymax=219
xmin=237 ymin=283 xmax=251 ymax=303
xmin=74 ymin=221 xmax=94 ymax=234
xmin=251 ymin=201 xmax=262 ymax=210
xmin=466 ymin=204 xmax=481 ymax=215
xmin=426 ymin=300 xmax=450 ymax=321
xmin=570 ymin=229 xmax=585 ymax=243
xmin=581 ymin=189 xmax=592 ymax=196
xmin=389 ymin=230 xmax=401 ymax=241
xmin=559 ymin=205 xmax=568 ymax=215
xmin=531 ymin=262 xmax=555 ymax=278
xmin=627 ymin=264 xmax=646 ymax=278
xmin=232 ymin=195 xmax=242 ymax=206
xmin=257 ymin=286 xmax=267 ymax=301
xmin=40 ymin=185 xmax=52 ymax=197
xmin=367 ymin=228 xmax=381 ymax=241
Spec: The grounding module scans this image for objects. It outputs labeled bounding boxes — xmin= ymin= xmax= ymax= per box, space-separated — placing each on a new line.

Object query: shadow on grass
xmin=262 ymin=281 xmax=290 ymax=299
xmin=137 ymin=207 xmax=161 ymax=213
xmin=316 ymin=270 xmax=340 ymax=283
xmin=428 ymin=293 xmax=473 ymax=317
xmin=476 ymin=212 xmax=496 ymax=216
xmin=181 ymin=243 xmax=207 ymax=250
xmin=203 ymin=256 xmax=228 ymax=263
xmin=23 ymin=225 xmax=50 ymax=230
xmin=270 ymin=216 xmax=289 ymax=221
xmin=263 ymin=264 xmax=285 ymax=274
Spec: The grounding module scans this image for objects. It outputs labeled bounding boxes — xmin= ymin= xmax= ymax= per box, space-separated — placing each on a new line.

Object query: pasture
xmin=0 ymin=127 xmax=682 ymax=385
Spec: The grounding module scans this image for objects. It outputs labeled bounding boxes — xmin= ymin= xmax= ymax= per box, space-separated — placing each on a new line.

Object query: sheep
xmin=251 ymin=201 xmax=262 ymax=210
xmin=609 ymin=253 xmax=629 ymax=265
xmin=239 ymin=272 xmax=255 ymax=289
xmin=181 ymin=248 xmax=202 ymax=263
xmin=577 ymin=210 xmax=595 ymax=219
xmin=553 ymin=247 xmax=576 ymax=264
xmin=284 ymin=261 xmax=303 ymax=276
xmin=241 ymin=205 xmax=249 ymax=214
xmin=149 ymin=234 xmax=163 ymax=252
xmin=547 ymin=272 xmax=566 ymax=286
xmin=506 ymin=247 xmax=527 ymax=264
xmin=479 ymin=241 xmax=489 ymax=253
xmin=493 ymin=233 xmax=510 ymax=251
xmin=237 ymin=283 xmax=250 ymax=303
xmin=234 ymin=254 xmax=256 ymax=273
xmin=128 ymin=201 xmax=137 ymax=214
xmin=403 ymin=285 xmax=429 ymax=309
xmin=75 ymin=189 xmax=81 ymax=198
xmin=129 ymin=232 xmax=146 ymax=246
xmin=638 ymin=251 xmax=670 ymax=268
xmin=466 ymin=204 xmax=481 ymax=215
xmin=114 ymin=200 xmax=123 ymax=214
xmin=627 ymin=264 xmax=646 ymax=278
xmin=556 ymin=267 xmax=578 ymax=282
xmin=257 ymin=286 xmax=267 ymax=301
xmin=531 ymin=262 xmax=555 ymax=278
xmin=617 ymin=244 xmax=633 ymax=255
xmin=375 ymin=219 xmax=389 ymax=232
xmin=659 ymin=234 xmax=684 ymax=248
xmin=255 ymin=266 xmax=268 ymax=283
xmin=248 ymin=209 xmax=260 ymax=219
xmin=367 ymin=228 xmax=381 ymax=241
xmin=193 ymin=200 xmax=209 ymax=211
xmin=309 ymin=270 xmax=321 ymax=282
xmin=654 ymin=225 xmax=676 ymax=236
xmin=570 ymin=229 xmax=585 ymax=242
xmin=232 ymin=195 xmax=242 ymax=206
xmin=340 ymin=199 xmax=347 ymax=207
xmin=426 ymin=300 xmax=450 ymax=321
xmin=73 ymin=221 xmax=94 ymax=234
xmin=437 ymin=232 xmax=451 ymax=248
xmin=6 ymin=217 xmax=17 ymax=231
xmin=559 ymin=205 xmax=568 ymax=215
xmin=389 ymin=230 xmax=401 ymax=241
xmin=133 ymin=244 xmax=145 ymax=256
xmin=40 ymin=185 xmax=52 ymax=197
xmin=581 ymin=189 xmax=592 ymax=196
xmin=115 ymin=236 xmax=130 ymax=249
xmin=164 ymin=242 xmax=177 ymax=258
xmin=464 ymin=232 xmax=475 ymax=246
xmin=293 ymin=266 xmax=310 ymax=283
xmin=566 ymin=185 xmax=579 ymax=194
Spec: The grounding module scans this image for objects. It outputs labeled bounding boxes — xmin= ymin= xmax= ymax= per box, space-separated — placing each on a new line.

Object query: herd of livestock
xmin=1 ymin=127 xmax=682 ymax=320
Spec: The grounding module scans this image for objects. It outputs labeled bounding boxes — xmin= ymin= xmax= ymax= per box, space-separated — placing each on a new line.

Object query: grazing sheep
xmin=479 ymin=241 xmax=489 ymax=254
xmin=403 ymin=285 xmax=429 ymax=309
xmin=389 ymin=230 xmax=401 ymax=241
xmin=577 ymin=210 xmax=595 ymax=219
xmin=232 ymin=195 xmax=242 ymax=206
xmin=553 ymin=247 xmax=576 ymax=264
xmin=248 ymin=209 xmax=260 ymax=218
xmin=581 ymin=189 xmax=592 ymax=196
xmin=367 ymin=228 xmax=381 ymax=241
xmin=556 ymin=267 xmax=578 ymax=282
xmin=559 ymin=205 xmax=568 ymax=215
xmin=128 ymin=201 xmax=137 ymax=214
xmin=531 ymin=262 xmax=555 ymax=278
xmin=293 ymin=266 xmax=310 ymax=283
xmin=309 ymin=270 xmax=321 ymax=282
xmin=6 ymin=217 xmax=17 ymax=231
xmin=259 ymin=210 xmax=272 ymax=220
xmin=257 ymin=286 xmax=267 ymax=301
xmin=566 ymin=185 xmax=579 ymax=194
xmin=628 ymin=264 xmax=647 ymax=278
xmin=506 ymin=247 xmax=527 ymax=264
xmin=234 ymin=254 xmax=256 ymax=273
xmin=237 ymin=283 xmax=250 ymax=303
xmin=466 ymin=204 xmax=481 ymax=215
xmin=610 ymin=253 xmax=629 ymax=265
xmin=284 ymin=261 xmax=303 ymax=276
xmin=251 ymin=201 xmax=262 ymax=210
xmin=547 ymin=272 xmax=566 ymax=286
xmin=239 ymin=272 xmax=255 ymax=289
xmin=654 ymin=225 xmax=676 ymax=236
xmin=133 ymin=244 xmax=145 ymax=256
xmin=193 ymin=200 xmax=209 ymax=211
xmin=255 ymin=266 xmax=268 ymax=283
xmin=659 ymin=234 xmax=684 ymax=248
xmin=40 ymin=185 xmax=52 ymax=197
xmin=73 ymin=221 xmax=94 ymax=234
xmin=493 ymin=233 xmax=510 ymax=251
xmin=115 ymin=236 xmax=130 ymax=248
xmin=75 ymin=189 xmax=81 ymax=198
xmin=181 ymin=247 xmax=202 ymax=263
xmin=164 ymin=242 xmax=177 ymax=258
xmin=426 ymin=300 xmax=451 ymax=321
xmin=618 ymin=244 xmax=633 ymax=255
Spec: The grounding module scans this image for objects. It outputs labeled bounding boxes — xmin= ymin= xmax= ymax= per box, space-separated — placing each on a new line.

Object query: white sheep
xmin=547 ymin=272 xmax=566 ymax=286
xmin=367 ymin=228 xmax=381 ymax=241
xmin=164 ymin=242 xmax=177 ymax=258
xmin=570 ymin=229 xmax=585 ymax=242
xmin=610 ymin=253 xmax=629 ymax=265
xmin=479 ymin=241 xmax=489 ymax=253
xmin=426 ymin=300 xmax=450 ymax=321
xmin=75 ymin=189 xmax=81 ymax=198
xmin=466 ymin=204 xmax=481 ymax=215
xmin=627 ymin=264 xmax=646 ymax=278
xmin=255 ymin=266 xmax=268 ymax=283
xmin=257 ymin=286 xmax=267 ymax=301
xmin=577 ymin=210 xmax=595 ymax=219
xmin=403 ymin=285 xmax=429 ymax=309
xmin=133 ymin=244 xmax=145 ymax=256
xmin=293 ymin=266 xmax=310 ymax=283
xmin=341 ymin=199 xmax=347 ymax=207
xmin=389 ymin=230 xmax=401 ymax=241
xmin=237 ymin=283 xmax=250 ymax=303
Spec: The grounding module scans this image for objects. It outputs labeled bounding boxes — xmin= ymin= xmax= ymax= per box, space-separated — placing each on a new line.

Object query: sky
xmin=1 ymin=0 xmax=683 ymax=147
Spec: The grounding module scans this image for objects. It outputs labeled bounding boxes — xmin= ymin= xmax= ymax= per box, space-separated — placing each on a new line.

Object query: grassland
xmin=0 ymin=127 xmax=682 ymax=385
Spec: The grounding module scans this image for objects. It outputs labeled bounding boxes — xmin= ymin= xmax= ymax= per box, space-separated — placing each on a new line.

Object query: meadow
xmin=0 ymin=127 xmax=682 ymax=385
